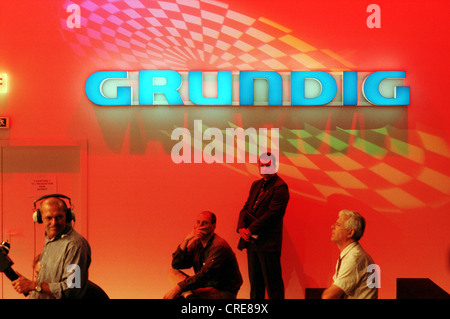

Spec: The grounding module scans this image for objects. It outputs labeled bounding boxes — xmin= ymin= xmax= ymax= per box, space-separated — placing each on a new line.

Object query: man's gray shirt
xmin=31 ymin=226 xmax=91 ymax=299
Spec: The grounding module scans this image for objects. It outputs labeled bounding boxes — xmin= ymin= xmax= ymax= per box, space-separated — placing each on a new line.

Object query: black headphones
xmin=32 ymin=194 xmax=75 ymax=223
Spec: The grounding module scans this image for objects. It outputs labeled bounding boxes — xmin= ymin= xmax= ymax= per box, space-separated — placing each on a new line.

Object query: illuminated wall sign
xmin=0 ymin=73 xmax=7 ymax=93
xmin=85 ymin=70 xmax=410 ymax=106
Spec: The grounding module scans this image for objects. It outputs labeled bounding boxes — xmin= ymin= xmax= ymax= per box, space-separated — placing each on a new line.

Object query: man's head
xmin=194 ymin=211 xmax=216 ymax=240
xmin=331 ymin=210 xmax=366 ymax=247
xmin=258 ymin=152 xmax=277 ymax=179
xmin=40 ymin=197 xmax=70 ymax=239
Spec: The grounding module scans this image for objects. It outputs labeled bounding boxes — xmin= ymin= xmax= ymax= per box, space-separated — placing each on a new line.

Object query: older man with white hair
xmin=322 ymin=210 xmax=378 ymax=299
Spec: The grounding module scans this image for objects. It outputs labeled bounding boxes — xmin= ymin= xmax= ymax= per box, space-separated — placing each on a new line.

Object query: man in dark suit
xmin=237 ymin=152 xmax=290 ymax=299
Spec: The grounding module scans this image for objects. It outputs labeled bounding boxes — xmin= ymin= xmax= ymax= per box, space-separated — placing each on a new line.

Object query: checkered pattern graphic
xmin=60 ymin=0 xmax=450 ymax=213
xmin=60 ymin=0 xmax=353 ymax=71
xmin=278 ymin=126 xmax=450 ymax=213
xmin=163 ymin=120 xmax=450 ymax=213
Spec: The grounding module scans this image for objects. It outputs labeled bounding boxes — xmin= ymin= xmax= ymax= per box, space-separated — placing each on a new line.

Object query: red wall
xmin=0 ymin=0 xmax=449 ymax=298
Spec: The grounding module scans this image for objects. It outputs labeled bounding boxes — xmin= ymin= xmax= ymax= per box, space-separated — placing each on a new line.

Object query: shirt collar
xmin=202 ymin=233 xmax=216 ymax=250
xmin=261 ymin=174 xmax=277 ymax=186
xmin=45 ymin=224 xmax=73 ymax=243
xmin=340 ymin=241 xmax=359 ymax=259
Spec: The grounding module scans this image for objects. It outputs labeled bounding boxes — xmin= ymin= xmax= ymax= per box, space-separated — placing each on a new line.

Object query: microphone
xmin=0 ymin=242 xmax=29 ymax=296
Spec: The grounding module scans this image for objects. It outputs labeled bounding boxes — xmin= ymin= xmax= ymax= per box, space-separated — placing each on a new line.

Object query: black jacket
xmin=237 ymin=174 xmax=290 ymax=252
xmin=172 ymin=234 xmax=243 ymax=294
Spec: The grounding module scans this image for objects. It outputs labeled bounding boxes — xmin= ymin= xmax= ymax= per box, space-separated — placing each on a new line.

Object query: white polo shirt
xmin=332 ymin=241 xmax=378 ymax=299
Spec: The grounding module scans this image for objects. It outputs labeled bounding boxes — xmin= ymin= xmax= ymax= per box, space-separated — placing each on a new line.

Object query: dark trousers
xmin=168 ymin=269 xmax=237 ymax=299
xmin=247 ymin=248 xmax=284 ymax=299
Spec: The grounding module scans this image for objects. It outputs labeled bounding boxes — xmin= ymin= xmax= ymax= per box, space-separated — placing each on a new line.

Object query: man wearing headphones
xmin=11 ymin=194 xmax=91 ymax=299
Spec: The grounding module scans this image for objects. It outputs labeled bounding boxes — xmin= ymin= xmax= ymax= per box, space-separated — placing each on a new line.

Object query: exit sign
xmin=0 ymin=73 xmax=7 ymax=93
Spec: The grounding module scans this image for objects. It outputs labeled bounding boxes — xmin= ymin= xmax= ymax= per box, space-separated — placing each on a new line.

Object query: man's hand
xmin=184 ymin=229 xmax=196 ymax=242
xmin=322 ymin=284 xmax=344 ymax=299
xmin=193 ymin=226 xmax=207 ymax=239
xmin=180 ymin=229 xmax=199 ymax=250
xmin=163 ymin=284 xmax=182 ymax=299
xmin=12 ymin=273 xmax=35 ymax=295
xmin=239 ymin=228 xmax=252 ymax=242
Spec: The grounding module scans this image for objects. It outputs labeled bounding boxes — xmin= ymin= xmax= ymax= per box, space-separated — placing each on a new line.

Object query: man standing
xmin=12 ymin=194 xmax=91 ymax=299
xmin=322 ymin=210 xmax=378 ymax=299
xmin=164 ymin=211 xmax=243 ymax=299
xmin=237 ymin=153 xmax=290 ymax=299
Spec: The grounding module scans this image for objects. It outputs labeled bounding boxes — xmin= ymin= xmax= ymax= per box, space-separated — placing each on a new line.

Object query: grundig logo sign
xmin=85 ymin=70 xmax=410 ymax=106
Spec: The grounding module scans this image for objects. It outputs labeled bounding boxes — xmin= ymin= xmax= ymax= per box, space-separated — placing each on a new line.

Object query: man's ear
xmin=347 ymin=229 xmax=355 ymax=239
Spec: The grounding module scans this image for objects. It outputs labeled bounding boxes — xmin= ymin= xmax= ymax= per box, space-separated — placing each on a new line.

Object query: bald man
xmin=164 ymin=211 xmax=243 ymax=299
xmin=12 ymin=196 xmax=91 ymax=299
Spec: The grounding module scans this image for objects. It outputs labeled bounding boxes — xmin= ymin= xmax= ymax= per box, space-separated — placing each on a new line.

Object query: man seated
xmin=322 ymin=210 xmax=378 ymax=299
xmin=164 ymin=211 xmax=243 ymax=299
